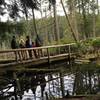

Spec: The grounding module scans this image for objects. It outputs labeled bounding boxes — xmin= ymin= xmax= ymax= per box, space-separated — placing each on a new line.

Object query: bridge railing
xmin=0 ymin=43 xmax=76 ymax=62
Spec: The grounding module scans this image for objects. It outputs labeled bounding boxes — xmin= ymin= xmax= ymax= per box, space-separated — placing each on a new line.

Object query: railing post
xmin=68 ymin=45 xmax=71 ymax=64
xmin=14 ymin=50 xmax=21 ymax=62
xmin=14 ymin=51 xmax=18 ymax=62
xmin=47 ymin=48 xmax=50 ymax=64
xmin=68 ymin=45 xmax=71 ymax=57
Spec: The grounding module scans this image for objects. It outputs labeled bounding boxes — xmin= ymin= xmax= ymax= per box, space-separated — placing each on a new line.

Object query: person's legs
xmin=33 ymin=50 xmax=38 ymax=58
xmin=28 ymin=50 xmax=32 ymax=58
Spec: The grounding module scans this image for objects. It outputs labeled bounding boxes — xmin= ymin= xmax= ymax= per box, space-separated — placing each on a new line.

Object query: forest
xmin=0 ymin=0 xmax=100 ymax=50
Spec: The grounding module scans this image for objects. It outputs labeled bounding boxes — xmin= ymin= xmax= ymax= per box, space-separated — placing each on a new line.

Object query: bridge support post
xmin=68 ymin=45 xmax=71 ymax=65
xmin=47 ymin=48 xmax=50 ymax=65
xmin=59 ymin=72 xmax=65 ymax=97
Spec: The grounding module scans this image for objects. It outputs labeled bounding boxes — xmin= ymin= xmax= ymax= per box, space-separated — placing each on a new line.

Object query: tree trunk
xmin=81 ymin=0 xmax=88 ymax=39
xmin=53 ymin=3 xmax=60 ymax=43
xmin=60 ymin=0 xmax=78 ymax=42
xmin=88 ymin=0 xmax=90 ymax=14
xmin=44 ymin=8 xmax=48 ymax=45
xmin=97 ymin=0 xmax=99 ymax=14
xmin=32 ymin=9 xmax=38 ymax=36
xmin=78 ymin=0 xmax=81 ymax=14
xmin=69 ymin=0 xmax=79 ymax=41
xmin=92 ymin=0 xmax=96 ymax=38
xmin=93 ymin=12 xmax=96 ymax=38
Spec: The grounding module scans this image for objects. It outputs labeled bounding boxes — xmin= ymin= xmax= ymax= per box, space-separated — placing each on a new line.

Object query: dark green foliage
xmin=49 ymin=0 xmax=56 ymax=5
xmin=19 ymin=0 xmax=40 ymax=20
xmin=15 ymin=22 xmax=26 ymax=35
xmin=76 ymin=39 xmax=93 ymax=55
xmin=92 ymin=38 xmax=100 ymax=48
xmin=25 ymin=0 xmax=40 ymax=10
xmin=0 ymin=0 xmax=6 ymax=16
xmin=0 ymin=0 xmax=5 ymax=5
xmin=8 ymin=1 xmax=20 ymax=20
xmin=0 ymin=22 xmax=14 ymax=34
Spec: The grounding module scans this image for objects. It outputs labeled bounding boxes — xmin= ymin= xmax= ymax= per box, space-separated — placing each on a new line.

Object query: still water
xmin=0 ymin=62 xmax=100 ymax=100
xmin=9 ymin=74 xmax=74 ymax=100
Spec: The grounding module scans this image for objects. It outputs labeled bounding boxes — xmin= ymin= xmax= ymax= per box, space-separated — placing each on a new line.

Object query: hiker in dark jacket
xmin=11 ymin=36 xmax=18 ymax=49
xmin=25 ymin=36 xmax=32 ymax=58
xmin=11 ymin=36 xmax=21 ymax=61
xmin=35 ymin=35 xmax=43 ymax=57
xmin=32 ymin=42 xmax=38 ymax=58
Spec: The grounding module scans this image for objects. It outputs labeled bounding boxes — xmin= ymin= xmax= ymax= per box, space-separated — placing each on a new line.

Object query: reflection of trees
xmin=73 ymin=71 xmax=84 ymax=94
xmin=73 ymin=67 xmax=100 ymax=95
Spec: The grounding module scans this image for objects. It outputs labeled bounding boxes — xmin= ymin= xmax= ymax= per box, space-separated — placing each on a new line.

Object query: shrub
xmin=92 ymin=38 xmax=100 ymax=49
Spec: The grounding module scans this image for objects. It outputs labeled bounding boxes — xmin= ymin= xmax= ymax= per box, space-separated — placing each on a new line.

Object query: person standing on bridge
xmin=35 ymin=35 xmax=43 ymax=57
xmin=19 ymin=39 xmax=27 ymax=60
xmin=32 ymin=41 xmax=38 ymax=58
xmin=11 ymin=36 xmax=18 ymax=49
xmin=11 ymin=36 xmax=21 ymax=61
xmin=25 ymin=36 xmax=32 ymax=59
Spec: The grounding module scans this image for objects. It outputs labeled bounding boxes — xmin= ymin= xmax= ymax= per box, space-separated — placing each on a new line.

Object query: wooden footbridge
xmin=0 ymin=43 xmax=76 ymax=69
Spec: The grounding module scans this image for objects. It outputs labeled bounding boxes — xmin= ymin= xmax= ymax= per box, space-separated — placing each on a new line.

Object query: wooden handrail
xmin=0 ymin=43 xmax=76 ymax=53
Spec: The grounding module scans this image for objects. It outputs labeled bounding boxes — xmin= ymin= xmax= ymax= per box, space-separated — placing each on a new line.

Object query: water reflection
xmin=21 ymin=74 xmax=74 ymax=100
xmin=0 ymin=62 xmax=100 ymax=100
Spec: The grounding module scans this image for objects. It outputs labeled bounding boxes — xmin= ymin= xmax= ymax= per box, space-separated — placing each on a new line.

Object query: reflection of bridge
xmin=0 ymin=43 xmax=76 ymax=69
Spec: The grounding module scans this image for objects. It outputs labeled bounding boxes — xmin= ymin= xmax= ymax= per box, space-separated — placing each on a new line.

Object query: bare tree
xmin=49 ymin=0 xmax=60 ymax=43
xmin=60 ymin=0 xmax=78 ymax=42
xmin=67 ymin=0 xmax=79 ymax=41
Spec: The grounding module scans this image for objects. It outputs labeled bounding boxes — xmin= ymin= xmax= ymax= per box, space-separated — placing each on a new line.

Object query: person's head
xmin=26 ymin=36 xmax=29 ymax=39
xmin=32 ymin=42 xmax=34 ymax=44
xmin=32 ymin=41 xmax=35 ymax=45
xmin=13 ymin=36 xmax=15 ymax=39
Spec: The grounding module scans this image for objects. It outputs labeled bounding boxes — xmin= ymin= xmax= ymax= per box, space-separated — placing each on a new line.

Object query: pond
xmin=0 ymin=61 xmax=100 ymax=100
